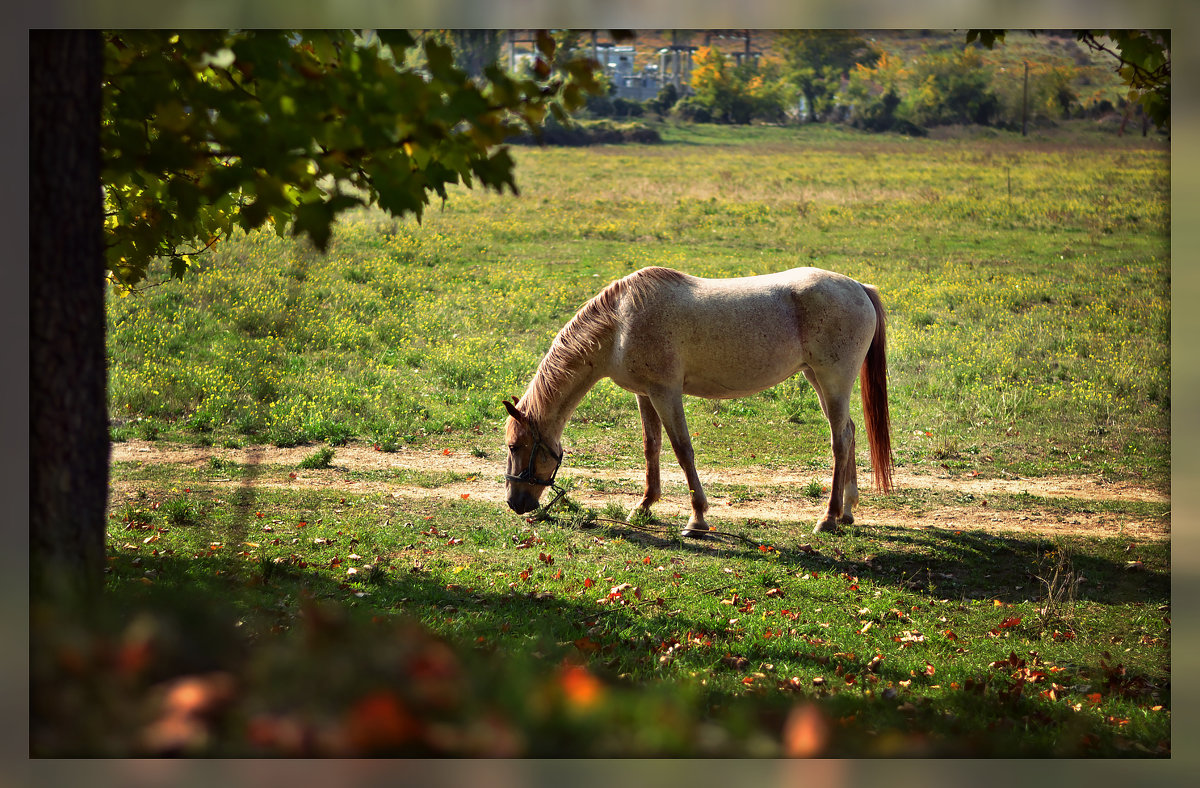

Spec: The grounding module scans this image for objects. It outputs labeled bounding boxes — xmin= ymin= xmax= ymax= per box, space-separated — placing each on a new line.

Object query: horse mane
xmin=521 ymin=267 xmax=688 ymax=422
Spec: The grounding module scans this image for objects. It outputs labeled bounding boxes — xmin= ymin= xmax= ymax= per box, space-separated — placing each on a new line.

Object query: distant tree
xmin=446 ymin=29 xmax=504 ymax=79
xmin=686 ymin=47 xmax=785 ymax=124
xmin=777 ymin=30 xmax=880 ymax=122
xmin=907 ymin=46 xmax=1000 ymax=127
xmin=846 ymin=49 xmax=925 ymax=134
xmin=967 ymin=29 xmax=1169 ymax=130
xmin=690 ymin=46 xmax=752 ymax=123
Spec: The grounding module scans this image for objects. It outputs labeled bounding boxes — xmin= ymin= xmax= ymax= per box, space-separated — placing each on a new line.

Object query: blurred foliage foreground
xmin=32 ymin=584 xmax=788 ymax=757
xmin=31 ymin=567 xmax=1164 ymax=758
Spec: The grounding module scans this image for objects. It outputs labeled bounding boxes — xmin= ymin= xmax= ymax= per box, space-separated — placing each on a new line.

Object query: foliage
xmin=647 ymin=82 xmax=680 ymax=117
xmin=968 ymin=29 xmax=1170 ymax=130
xmin=777 ymin=31 xmax=880 ymax=122
xmin=907 ymin=47 xmax=1001 ymax=127
xmin=677 ymin=47 xmax=788 ymax=125
xmin=101 ymin=29 xmax=603 ymax=289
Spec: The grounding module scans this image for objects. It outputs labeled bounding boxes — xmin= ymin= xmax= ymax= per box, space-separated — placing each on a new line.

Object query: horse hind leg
xmin=814 ymin=388 xmax=855 ymax=534
xmin=838 ymin=419 xmax=859 ymax=525
xmin=631 ymin=394 xmax=663 ymax=519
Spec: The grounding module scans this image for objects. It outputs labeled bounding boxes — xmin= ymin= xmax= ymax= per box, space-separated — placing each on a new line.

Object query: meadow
xmin=75 ymin=122 xmax=1172 ymax=757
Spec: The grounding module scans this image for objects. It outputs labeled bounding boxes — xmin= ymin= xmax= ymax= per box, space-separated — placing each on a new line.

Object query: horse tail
xmin=859 ymin=284 xmax=894 ymax=493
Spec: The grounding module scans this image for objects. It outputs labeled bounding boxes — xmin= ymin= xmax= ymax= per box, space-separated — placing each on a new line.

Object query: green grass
xmin=105 ymin=124 xmax=1169 ymax=490
xmin=80 ymin=126 xmax=1171 ymax=757
xmin=72 ymin=463 xmax=1170 ymax=756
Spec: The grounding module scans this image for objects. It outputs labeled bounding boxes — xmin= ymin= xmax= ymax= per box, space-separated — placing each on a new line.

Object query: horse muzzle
xmin=507 ymin=488 xmax=541 ymax=514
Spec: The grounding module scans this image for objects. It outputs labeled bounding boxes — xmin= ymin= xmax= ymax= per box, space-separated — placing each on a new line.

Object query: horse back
xmin=609 ymin=267 xmax=877 ymax=397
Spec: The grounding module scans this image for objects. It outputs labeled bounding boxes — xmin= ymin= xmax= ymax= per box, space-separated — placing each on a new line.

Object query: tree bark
xmin=29 ymin=30 xmax=108 ymax=598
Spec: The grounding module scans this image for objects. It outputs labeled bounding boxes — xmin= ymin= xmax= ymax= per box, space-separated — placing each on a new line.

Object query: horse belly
xmin=679 ymin=322 xmax=805 ymax=398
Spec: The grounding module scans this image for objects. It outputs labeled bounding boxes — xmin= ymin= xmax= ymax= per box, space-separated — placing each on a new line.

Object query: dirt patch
xmin=110 ymin=441 xmax=1170 ymax=540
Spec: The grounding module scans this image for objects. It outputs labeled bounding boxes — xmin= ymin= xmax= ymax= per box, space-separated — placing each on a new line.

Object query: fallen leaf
xmin=558 ymin=665 xmax=603 ymax=708
xmin=782 ymin=704 xmax=828 ymax=758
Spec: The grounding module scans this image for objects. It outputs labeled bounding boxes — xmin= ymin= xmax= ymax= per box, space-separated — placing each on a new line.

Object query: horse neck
xmin=520 ymin=338 xmax=608 ymax=440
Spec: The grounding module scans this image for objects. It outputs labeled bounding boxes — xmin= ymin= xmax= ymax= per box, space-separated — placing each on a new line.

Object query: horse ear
xmin=503 ymin=399 xmax=524 ymax=422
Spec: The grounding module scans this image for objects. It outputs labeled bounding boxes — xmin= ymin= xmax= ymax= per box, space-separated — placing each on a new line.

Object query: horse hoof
xmin=813 ymin=519 xmax=841 ymax=535
xmin=681 ymin=524 xmax=710 ymax=539
xmin=838 ymin=514 xmax=855 ymax=526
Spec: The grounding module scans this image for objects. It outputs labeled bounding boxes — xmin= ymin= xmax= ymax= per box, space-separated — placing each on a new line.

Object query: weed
xmin=299 ymin=446 xmax=336 ymax=469
xmin=1034 ymin=546 xmax=1084 ymax=628
xmin=207 ymin=456 xmax=240 ymax=474
xmin=931 ymin=435 xmax=961 ymax=460
xmin=161 ymin=496 xmax=199 ymax=526
xmin=117 ymin=502 xmax=154 ymax=529
xmin=268 ymin=423 xmax=305 ymax=448
xmin=136 ymin=419 xmax=161 ymax=441
xmin=803 ymin=479 xmax=824 ymax=499
xmin=601 ymin=501 xmax=629 ymax=522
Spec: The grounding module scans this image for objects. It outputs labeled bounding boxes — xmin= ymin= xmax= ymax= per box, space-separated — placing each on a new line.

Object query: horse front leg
xmin=647 ymin=391 xmax=710 ymax=537
xmin=632 ymin=394 xmax=662 ymax=519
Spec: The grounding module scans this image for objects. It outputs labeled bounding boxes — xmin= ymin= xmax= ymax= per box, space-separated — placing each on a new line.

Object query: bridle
xmin=505 ymin=428 xmax=566 ymax=508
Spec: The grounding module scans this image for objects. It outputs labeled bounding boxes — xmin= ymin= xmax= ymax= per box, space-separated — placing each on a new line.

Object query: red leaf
xmin=999 ymin=616 xmax=1022 ymax=629
xmin=559 ymin=665 xmax=604 ymax=708
xmin=345 ymin=690 xmax=419 ymax=752
xmin=583 ymin=578 xmax=595 ymax=589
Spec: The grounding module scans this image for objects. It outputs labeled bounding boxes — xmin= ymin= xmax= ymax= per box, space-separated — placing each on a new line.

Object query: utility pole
xmin=1022 ymin=60 xmax=1029 ymax=136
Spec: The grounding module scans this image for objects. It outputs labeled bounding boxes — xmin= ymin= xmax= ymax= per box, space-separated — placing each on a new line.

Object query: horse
xmin=503 ymin=265 xmax=893 ymax=536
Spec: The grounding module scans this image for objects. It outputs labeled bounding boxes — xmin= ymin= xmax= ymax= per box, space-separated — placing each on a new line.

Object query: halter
xmin=504 ymin=429 xmax=567 ymax=509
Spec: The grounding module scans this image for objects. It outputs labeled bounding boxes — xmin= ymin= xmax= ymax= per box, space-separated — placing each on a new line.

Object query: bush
xmin=647 ymin=82 xmax=679 ymax=116
xmin=507 ymin=117 xmax=661 ymax=146
xmin=671 ymin=96 xmax=713 ymax=124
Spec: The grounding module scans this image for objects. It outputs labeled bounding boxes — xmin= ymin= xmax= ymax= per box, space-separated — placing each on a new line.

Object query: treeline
xmin=578 ymin=31 xmax=1151 ymax=136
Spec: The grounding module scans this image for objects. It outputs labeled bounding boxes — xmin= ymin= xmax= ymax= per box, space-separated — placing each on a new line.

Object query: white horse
xmin=503 ymin=266 xmax=893 ymax=536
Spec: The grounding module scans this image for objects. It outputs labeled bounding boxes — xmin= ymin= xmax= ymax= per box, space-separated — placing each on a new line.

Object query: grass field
xmin=72 ymin=122 xmax=1172 ymax=757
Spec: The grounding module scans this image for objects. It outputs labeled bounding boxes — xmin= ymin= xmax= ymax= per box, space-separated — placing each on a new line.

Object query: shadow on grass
xmin=50 ymin=475 xmax=1168 ymax=757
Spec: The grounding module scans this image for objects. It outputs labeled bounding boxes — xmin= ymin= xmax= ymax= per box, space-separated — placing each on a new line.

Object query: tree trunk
xmin=29 ymin=30 xmax=108 ymax=598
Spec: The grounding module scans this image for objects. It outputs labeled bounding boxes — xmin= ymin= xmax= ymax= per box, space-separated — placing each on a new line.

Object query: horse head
xmin=502 ymin=397 xmax=563 ymax=514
